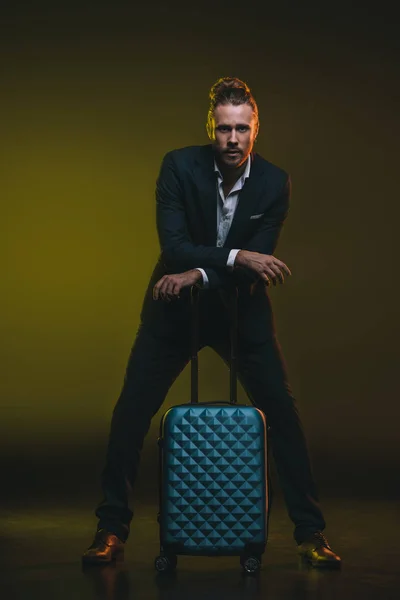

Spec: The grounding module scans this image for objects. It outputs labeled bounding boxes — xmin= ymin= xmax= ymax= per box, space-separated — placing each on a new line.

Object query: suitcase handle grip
xmin=190 ymin=285 xmax=238 ymax=405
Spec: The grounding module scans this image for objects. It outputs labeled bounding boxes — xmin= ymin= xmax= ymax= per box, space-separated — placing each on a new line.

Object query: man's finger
xmin=159 ymin=278 xmax=172 ymax=301
xmin=274 ymin=259 xmax=291 ymax=277
xmin=264 ymin=267 xmax=280 ymax=285
xmin=260 ymin=273 xmax=270 ymax=286
xmin=168 ymin=281 xmax=178 ymax=296
xmin=270 ymin=265 xmax=285 ymax=284
xmin=164 ymin=280 xmax=177 ymax=301
xmin=162 ymin=278 xmax=179 ymax=301
xmin=171 ymin=281 xmax=181 ymax=298
xmin=153 ymin=276 xmax=168 ymax=300
xmin=153 ymin=281 xmax=161 ymax=300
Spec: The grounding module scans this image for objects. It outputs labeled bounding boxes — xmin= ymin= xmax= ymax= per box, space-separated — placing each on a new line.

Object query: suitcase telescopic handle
xmin=190 ymin=285 xmax=238 ymax=405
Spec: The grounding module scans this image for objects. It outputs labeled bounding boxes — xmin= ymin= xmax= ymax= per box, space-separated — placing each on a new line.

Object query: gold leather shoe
xmin=297 ymin=532 xmax=341 ymax=568
xmin=82 ymin=529 xmax=125 ymax=564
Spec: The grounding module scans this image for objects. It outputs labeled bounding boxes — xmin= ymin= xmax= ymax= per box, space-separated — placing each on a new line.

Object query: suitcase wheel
xmin=154 ymin=553 xmax=177 ymax=573
xmin=240 ymin=555 xmax=261 ymax=575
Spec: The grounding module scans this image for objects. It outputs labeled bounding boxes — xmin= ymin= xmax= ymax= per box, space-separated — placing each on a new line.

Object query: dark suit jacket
xmin=140 ymin=144 xmax=291 ymax=343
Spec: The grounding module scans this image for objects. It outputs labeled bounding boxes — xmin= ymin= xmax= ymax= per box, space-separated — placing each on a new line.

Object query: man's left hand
xmin=153 ymin=269 xmax=202 ymax=302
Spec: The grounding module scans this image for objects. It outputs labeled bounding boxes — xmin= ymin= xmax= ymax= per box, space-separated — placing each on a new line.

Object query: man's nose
xmin=228 ymin=129 xmax=238 ymax=144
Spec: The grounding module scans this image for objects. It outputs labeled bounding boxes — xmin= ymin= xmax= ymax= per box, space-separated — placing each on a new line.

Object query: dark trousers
xmin=95 ymin=322 xmax=325 ymax=544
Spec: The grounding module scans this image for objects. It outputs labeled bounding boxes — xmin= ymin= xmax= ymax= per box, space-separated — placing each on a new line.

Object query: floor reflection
xmin=80 ymin=558 xmax=345 ymax=600
xmin=2 ymin=498 xmax=399 ymax=600
xmin=82 ymin=564 xmax=131 ymax=600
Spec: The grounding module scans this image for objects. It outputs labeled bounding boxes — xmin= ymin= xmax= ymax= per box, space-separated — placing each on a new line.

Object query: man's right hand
xmin=235 ymin=250 xmax=292 ymax=286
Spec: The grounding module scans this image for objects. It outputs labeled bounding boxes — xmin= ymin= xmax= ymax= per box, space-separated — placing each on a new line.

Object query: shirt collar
xmin=214 ymin=154 xmax=251 ymax=184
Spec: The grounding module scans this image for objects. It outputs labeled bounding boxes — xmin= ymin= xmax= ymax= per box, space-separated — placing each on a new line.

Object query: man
xmin=82 ymin=77 xmax=341 ymax=568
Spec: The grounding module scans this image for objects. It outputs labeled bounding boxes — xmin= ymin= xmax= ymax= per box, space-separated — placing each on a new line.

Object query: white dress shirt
xmin=195 ymin=154 xmax=251 ymax=288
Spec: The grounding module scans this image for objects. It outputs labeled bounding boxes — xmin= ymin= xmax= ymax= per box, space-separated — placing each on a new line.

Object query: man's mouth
xmin=226 ymin=150 xmax=240 ymax=156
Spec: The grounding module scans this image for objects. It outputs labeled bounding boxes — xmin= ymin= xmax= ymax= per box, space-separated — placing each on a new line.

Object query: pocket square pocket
xmin=250 ymin=213 xmax=264 ymax=220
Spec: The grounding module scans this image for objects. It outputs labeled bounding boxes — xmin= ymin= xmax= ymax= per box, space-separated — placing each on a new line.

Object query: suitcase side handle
xmin=190 ymin=285 xmax=238 ymax=405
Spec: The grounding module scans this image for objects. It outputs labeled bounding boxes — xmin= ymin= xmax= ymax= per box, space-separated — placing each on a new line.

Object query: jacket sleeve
xmin=156 ymin=151 xmax=231 ymax=270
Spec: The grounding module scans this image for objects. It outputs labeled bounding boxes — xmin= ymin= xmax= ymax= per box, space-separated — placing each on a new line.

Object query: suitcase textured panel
xmin=159 ymin=404 xmax=268 ymax=555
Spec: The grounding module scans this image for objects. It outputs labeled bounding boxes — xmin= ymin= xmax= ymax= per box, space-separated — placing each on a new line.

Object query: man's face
xmin=210 ymin=103 xmax=258 ymax=169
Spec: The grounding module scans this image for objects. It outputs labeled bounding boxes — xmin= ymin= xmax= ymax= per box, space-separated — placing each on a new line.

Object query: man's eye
xmin=237 ymin=126 xmax=248 ymax=132
xmin=218 ymin=127 xmax=230 ymax=133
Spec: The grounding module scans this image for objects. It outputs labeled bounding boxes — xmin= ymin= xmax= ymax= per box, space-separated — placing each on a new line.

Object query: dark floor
xmin=1 ymin=496 xmax=399 ymax=600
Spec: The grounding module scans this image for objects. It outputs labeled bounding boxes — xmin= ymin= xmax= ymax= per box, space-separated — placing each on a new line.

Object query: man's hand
xmin=235 ymin=250 xmax=292 ymax=286
xmin=153 ymin=269 xmax=202 ymax=302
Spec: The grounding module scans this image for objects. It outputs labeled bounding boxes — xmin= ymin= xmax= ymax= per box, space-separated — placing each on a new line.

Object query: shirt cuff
xmin=194 ymin=268 xmax=209 ymax=289
xmin=227 ymin=249 xmax=241 ymax=271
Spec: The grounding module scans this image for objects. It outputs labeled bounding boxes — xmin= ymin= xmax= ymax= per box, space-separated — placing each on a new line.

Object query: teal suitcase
xmin=155 ymin=287 xmax=269 ymax=574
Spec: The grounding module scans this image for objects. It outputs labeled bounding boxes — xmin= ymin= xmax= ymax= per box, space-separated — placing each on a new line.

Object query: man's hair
xmin=206 ymin=76 xmax=259 ymax=139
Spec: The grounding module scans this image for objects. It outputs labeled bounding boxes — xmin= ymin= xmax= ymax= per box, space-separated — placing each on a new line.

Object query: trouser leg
xmin=209 ymin=333 xmax=326 ymax=544
xmin=95 ymin=324 xmax=192 ymax=540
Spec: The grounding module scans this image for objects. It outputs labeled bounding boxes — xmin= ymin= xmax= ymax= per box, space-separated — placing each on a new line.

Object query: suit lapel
xmin=223 ymin=153 xmax=264 ymax=247
xmin=193 ymin=146 xmax=219 ymax=245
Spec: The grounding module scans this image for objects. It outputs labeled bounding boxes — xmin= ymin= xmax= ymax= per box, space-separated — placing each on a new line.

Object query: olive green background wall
xmin=1 ymin=2 xmax=399 ymax=501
